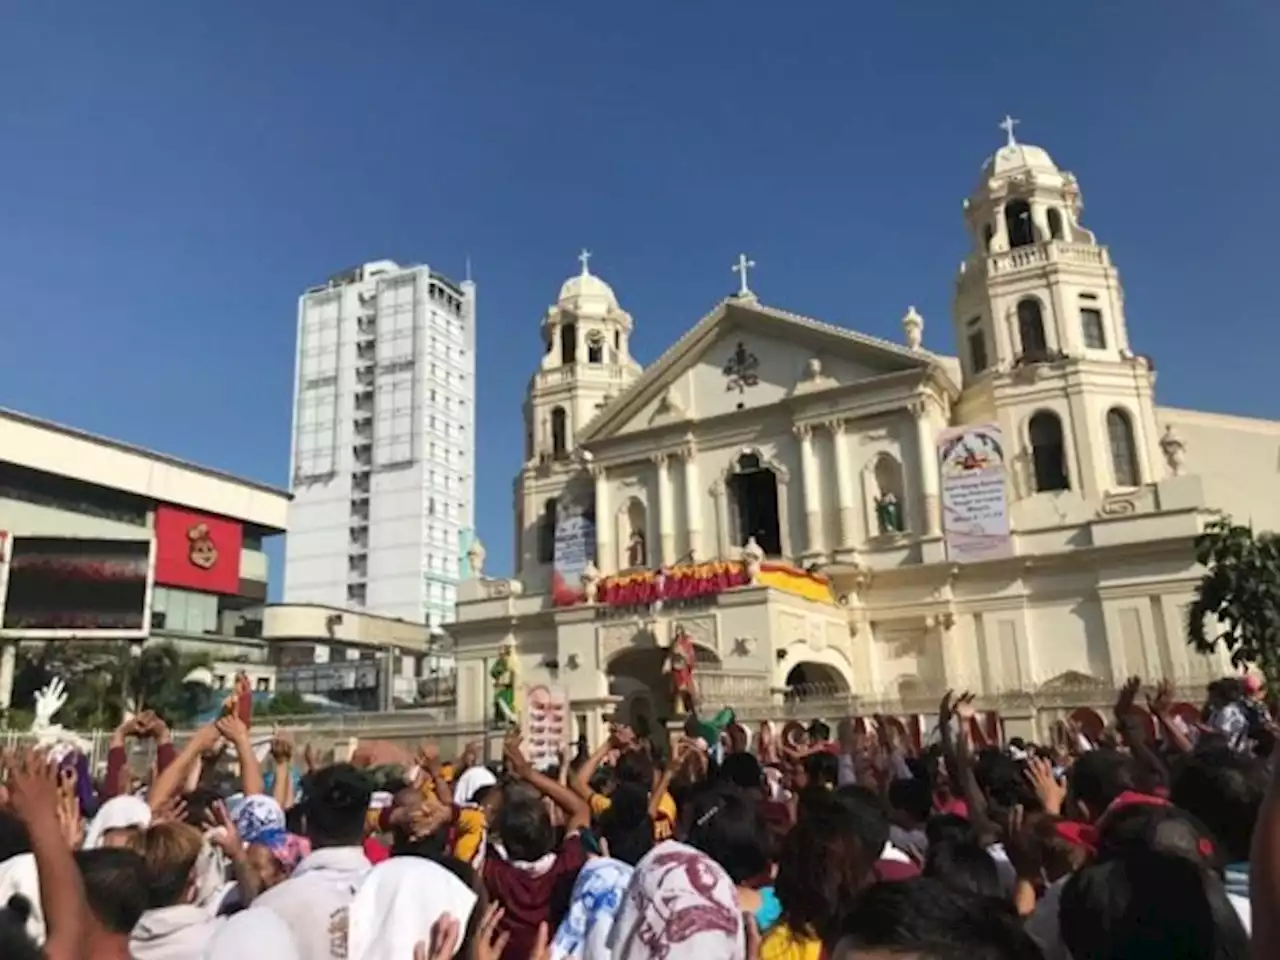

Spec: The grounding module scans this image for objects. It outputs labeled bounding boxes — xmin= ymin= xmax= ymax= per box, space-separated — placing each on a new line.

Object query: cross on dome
xmin=999 ymin=114 xmax=1020 ymax=148
xmin=578 ymin=248 xmax=592 ymax=276
xmin=732 ymin=253 xmax=757 ymax=298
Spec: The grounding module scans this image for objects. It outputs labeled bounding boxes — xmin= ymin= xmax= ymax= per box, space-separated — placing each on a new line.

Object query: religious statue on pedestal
xmin=627 ymin=528 xmax=647 ymax=568
xmin=490 ymin=641 xmax=520 ymax=728
xmin=666 ymin=625 xmax=698 ymax=716
xmin=1159 ymin=425 xmax=1187 ymax=477
xmin=875 ymin=492 xmax=904 ymax=535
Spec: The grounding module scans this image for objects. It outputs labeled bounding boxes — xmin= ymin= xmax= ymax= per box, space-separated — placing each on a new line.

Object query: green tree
xmin=259 ymin=690 xmax=318 ymax=718
xmin=1189 ymin=517 xmax=1280 ymax=684
xmin=12 ymin=641 xmax=214 ymax=730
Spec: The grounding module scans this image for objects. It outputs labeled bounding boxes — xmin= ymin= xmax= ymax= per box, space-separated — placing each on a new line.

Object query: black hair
xmin=471 ymin=785 xmax=495 ymax=808
xmin=803 ymin=751 xmax=839 ymax=791
xmin=776 ymin=793 xmax=878 ymax=943
xmin=923 ymin=840 xmax=1002 ymax=899
xmin=974 ymin=749 xmax=1039 ymax=814
xmin=76 ymin=848 xmax=148 ymax=935
xmin=681 ymin=782 xmax=769 ymax=884
xmin=1170 ymin=747 xmax=1266 ymax=863
xmin=888 ymin=776 xmax=933 ymax=825
xmin=392 ymin=831 xmax=449 ymax=859
xmin=718 ymin=751 xmax=764 ymax=792
xmin=0 ymin=895 xmax=40 ymax=960
xmin=1060 ymin=849 xmax=1247 ymax=960
xmin=494 ymin=788 xmax=554 ymax=862
xmin=0 ymin=812 xmax=30 ymax=864
xmin=832 ymin=878 xmax=1040 ymax=960
xmin=614 ymin=749 xmax=654 ymax=788
xmin=808 ymin=720 xmax=831 ymax=743
xmin=927 ymin=813 xmax=979 ymax=847
xmin=1068 ymin=749 xmax=1136 ymax=820
xmin=1095 ymin=803 xmax=1222 ymax=873
xmin=181 ymin=786 xmax=224 ymax=829
xmin=596 ymin=782 xmax=654 ymax=866
xmin=301 ymin=764 xmax=373 ymax=847
xmin=831 ymin=785 xmax=889 ymax=862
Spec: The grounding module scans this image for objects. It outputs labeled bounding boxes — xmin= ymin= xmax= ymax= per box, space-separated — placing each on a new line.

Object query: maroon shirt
xmin=483 ymin=834 xmax=587 ymax=960
xmin=873 ymin=857 xmax=921 ymax=882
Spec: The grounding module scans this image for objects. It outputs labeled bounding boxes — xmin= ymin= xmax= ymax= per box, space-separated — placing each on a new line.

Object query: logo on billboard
xmin=187 ymin=523 xmax=218 ymax=570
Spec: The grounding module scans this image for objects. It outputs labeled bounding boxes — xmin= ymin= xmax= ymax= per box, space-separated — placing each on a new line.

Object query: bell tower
xmin=515 ymin=253 xmax=642 ymax=587
xmin=952 ymin=118 xmax=1161 ymax=504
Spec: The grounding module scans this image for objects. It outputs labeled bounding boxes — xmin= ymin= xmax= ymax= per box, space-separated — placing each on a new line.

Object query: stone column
xmin=827 ymin=419 xmax=856 ymax=549
xmin=654 ymin=452 xmax=676 ymax=565
xmin=795 ymin=424 xmax=823 ymax=556
xmin=681 ymin=443 xmax=703 ymax=562
xmin=913 ymin=401 xmax=941 ymax=537
xmin=592 ymin=465 xmax=612 ymax=574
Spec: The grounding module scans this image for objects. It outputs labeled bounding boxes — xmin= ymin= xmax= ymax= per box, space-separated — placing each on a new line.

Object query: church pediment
xmin=580 ymin=298 xmax=956 ymax=442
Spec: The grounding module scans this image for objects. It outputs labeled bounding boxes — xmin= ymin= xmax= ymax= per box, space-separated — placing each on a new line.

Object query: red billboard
xmin=153 ymin=506 xmax=242 ymax=595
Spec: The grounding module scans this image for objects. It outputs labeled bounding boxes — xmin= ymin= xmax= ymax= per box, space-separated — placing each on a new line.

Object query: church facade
xmin=450 ymin=127 xmax=1280 ymax=748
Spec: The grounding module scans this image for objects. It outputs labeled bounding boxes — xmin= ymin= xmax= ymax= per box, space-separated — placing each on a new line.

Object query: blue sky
xmin=1 ymin=2 xmax=1278 ymax=585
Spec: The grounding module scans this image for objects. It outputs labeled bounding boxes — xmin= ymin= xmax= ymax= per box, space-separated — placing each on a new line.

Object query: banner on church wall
xmin=522 ymin=683 xmax=569 ymax=769
xmin=937 ymin=424 xmax=1012 ymax=563
xmin=552 ymin=497 xmax=596 ymax=604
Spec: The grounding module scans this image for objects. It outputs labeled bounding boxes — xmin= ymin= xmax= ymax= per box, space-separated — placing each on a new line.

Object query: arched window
xmin=1005 ymin=199 xmax=1035 ymax=248
xmin=537 ymin=498 xmax=557 ymax=563
xmin=550 ymin=406 xmax=568 ymax=458
xmin=1029 ymin=411 xmax=1070 ymax=492
xmin=983 ymin=224 xmax=994 ymax=252
xmin=561 ymin=322 xmax=577 ymax=365
xmin=614 ymin=330 xmax=621 ymax=351
xmin=586 ymin=332 xmax=604 ymax=364
xmin=1046 ymin=207 xmax=1064 ymax=241
xmin=1017 ymin=299 xmax=1048 ymax=356
xmin=1106 ymin=408 xmax=1140 ymax=487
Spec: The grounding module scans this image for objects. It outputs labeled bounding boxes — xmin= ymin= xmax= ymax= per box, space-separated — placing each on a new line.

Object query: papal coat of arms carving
xmin=722 ymin=341 xmax=760 ymax=393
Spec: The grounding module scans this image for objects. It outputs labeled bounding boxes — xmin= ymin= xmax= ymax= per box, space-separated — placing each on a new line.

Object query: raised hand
xmin=1147 ymin=678 xmax=1174 ymax=716
xmin=1114 ymin=675 xmax=1141 ymax=722
xmin=6 ymin=749 xmax=60 ymax=828
xmin=472 ymin=903 xmax=511 ymax=960
xmin=56 ymin=767 xmax=83 ymax=849
xmin=1023 ymin=754 xmax=1066 ymax=815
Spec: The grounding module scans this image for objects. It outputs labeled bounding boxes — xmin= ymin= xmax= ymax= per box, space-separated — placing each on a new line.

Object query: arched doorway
xmin=728 ymin=452 xmax=782 ymax=556
xmin=608 ymin=647 xmax=666 ymax=732
xmin=784 ymin=661 xmax=849 ymax=702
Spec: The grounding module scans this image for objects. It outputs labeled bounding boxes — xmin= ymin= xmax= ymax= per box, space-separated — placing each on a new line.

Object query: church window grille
xmin=550 ymin=407 xmax=568 ymax=458
xmin=968 ymin=330 xmax=988 ymax=374
xmin=1005 ymin=199 xmax=1035 ymax=248
xmin=561 ymin=322 xmax=577 ymax=365
xmin=1029 ymin=411 xmax=1070 ymax=492
xmin=537 ymin=499 xmax=557 ymax=563
xmin=1047 ymin=207 xmax=1064 ymax=240
xmin=1081 ymin=308 xmax=1106 ymax=349
xmin=1106 ymin=408 xmax=1140 ymax=487
xmin=1017 ymin=299 xmax=1048 ymax=356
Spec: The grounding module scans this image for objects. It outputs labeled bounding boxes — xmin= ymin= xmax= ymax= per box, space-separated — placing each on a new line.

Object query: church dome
xmin=558 ymin=252 xmax=618 ymax=309
xmin=558 ymin=271 xmax=618 ymax=307
xmin=981 ymin=141 xmax=1060 ymax=179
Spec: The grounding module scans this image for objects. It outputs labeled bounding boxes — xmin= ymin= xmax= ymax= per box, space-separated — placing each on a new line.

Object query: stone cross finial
xmin=578 ymin=248 xmax=592 ymax=276
xmin=732 ymin=254 xmax=757 ymax=299
xmin=999 ymin=115 xmax=1020 ymax=148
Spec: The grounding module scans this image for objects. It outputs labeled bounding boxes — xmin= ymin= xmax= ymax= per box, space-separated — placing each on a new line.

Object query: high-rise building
xmin=285 ymin=260 xmax=476 ymax=628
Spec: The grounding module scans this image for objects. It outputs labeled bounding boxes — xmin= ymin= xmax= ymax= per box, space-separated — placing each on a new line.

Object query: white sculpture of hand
xmin=31 ymin=677 xmax=68 ymax=729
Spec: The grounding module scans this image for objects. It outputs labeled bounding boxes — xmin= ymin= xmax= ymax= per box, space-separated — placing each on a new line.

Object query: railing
xmin=986 ymin=241 xmax=1110 ymax=276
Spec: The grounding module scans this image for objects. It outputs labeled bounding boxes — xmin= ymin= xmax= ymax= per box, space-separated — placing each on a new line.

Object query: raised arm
xmin=217 ymin=715 xmax=265 ymax=796
xmin=506 ymin=731 xmax=590 ymax=834
xmin=148 ymin=723 xmax=220 ymax=813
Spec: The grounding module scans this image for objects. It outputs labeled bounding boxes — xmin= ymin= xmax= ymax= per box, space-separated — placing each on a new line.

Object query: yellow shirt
xmin=760 ymin=923 xmax=823 ymax=960
xmin=590 ymin=791 xmax=677 ymax=840
xmin=450 ymin=806 xmax=486 ymax=865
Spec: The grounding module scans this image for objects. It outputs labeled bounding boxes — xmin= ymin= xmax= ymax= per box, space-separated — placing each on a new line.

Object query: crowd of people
xmin=0 ymin=672 xmax=1275 ymax=959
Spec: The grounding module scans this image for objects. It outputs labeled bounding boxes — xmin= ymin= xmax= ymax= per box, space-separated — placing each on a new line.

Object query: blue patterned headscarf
xmin=550 ymin=857 xmax=634 ymax=960
xmin=231 ymin=794 xmax=286 ymax=845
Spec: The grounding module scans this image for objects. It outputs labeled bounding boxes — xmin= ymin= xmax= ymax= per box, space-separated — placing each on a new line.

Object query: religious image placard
xmin=937 ymin=424 xmax=1012 ymax=563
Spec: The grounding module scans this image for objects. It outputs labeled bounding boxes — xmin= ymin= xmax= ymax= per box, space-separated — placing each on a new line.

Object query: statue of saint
xmin=666 ymin=626 xmax=698 ymax=716
xmin=627 ymin=528 xmax=647 ymax=568
xmin=490 ymin=642 xmax=520 ymax=727
xmin=875 ymin=492 xmax=904 ymax=535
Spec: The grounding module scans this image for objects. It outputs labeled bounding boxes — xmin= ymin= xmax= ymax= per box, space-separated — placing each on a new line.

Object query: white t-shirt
xmin=252 ymin=846 xmax=370 ymax=959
